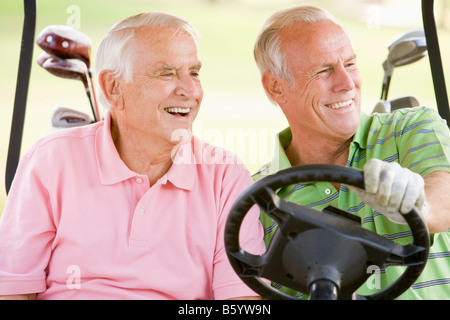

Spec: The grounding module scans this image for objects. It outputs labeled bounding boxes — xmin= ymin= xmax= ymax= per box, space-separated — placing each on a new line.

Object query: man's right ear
xmin=261 ymin=71 xmax=286 ymax=105
xmin=98 ymin=70 xmax=122 ymax=108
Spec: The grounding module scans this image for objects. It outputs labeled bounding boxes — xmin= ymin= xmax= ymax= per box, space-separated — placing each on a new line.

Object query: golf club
xmin=37 ymin=52 xmax=98 ymax=122
xmin=36 ymin=25 xmax=101 ymax=121
xmin=380 ymin=29 xmax=427 ymax=100
xmin=51 ymin=106 xmax=93 ymax=128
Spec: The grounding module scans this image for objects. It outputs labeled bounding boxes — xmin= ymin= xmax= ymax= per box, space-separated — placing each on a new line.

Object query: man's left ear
xmin=262 ymin=71 xmax=286 ymax=105
xmin=98 ymin=70 xmax=123 ymax=109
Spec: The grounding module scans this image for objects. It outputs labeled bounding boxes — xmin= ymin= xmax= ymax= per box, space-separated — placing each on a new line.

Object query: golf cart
xmin=224 ymin=0 xmax=449 ymax=300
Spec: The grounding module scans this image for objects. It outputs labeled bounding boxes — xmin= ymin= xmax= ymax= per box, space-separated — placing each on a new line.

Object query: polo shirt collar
xmin=267 ymin=112 xmax=373 ymax=173
xmin=351 ymin=112 xmax=372 ymax=150
xmin=264 ymin=127 xmax=293 ymax=175
xmin=96 ymin=112 xmax=136 ymax=185
xmin=162 ymin=140 xmax=196 ymax=191
xmin=95 ymin=112 xmax=196 ymax=190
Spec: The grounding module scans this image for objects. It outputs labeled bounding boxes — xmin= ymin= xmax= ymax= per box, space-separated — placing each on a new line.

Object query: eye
xmin=317 ymin=68 xmax=331 ymax=76
xmin=345 ymin=58 xmax=357 ymax=69
xmin=345 ymin=62 xmax=355 ymax=69
xmin=190 ymin=71 xmax=200 ymax=79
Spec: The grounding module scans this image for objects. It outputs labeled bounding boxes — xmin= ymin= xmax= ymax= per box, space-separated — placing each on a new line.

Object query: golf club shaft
xmin=381 ymin=76 xmax=391 ymax=100
xmin=85 ymin=88 xmax=98 ymax=122
xmin=88 ymin=69 xmax=101 ymax=122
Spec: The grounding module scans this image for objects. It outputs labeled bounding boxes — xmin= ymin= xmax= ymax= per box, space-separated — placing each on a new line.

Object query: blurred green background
xmin=1 ymin=0 xmax=449 ymax=213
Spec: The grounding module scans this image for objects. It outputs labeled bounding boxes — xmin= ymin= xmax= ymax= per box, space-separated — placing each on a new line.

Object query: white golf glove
xmin=347 ymin=159 xmax=428 ymax=225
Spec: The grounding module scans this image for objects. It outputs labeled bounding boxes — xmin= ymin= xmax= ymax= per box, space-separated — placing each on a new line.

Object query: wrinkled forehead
xmin=128 ymin=25 xmax=201 ymax=71
xmin=280 ymin=20 xmax=352 ymax=50
xmin=280 ymin=20 xmax=355 ymax=65
xmin=132 ymin=24 xmax=198 ymax=47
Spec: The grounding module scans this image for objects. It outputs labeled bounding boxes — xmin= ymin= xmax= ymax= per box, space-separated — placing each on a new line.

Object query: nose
xmin=174 ymin=74 xmax=203 ymax=100
xmin=332 ymin=63 xmax=357 ymax=93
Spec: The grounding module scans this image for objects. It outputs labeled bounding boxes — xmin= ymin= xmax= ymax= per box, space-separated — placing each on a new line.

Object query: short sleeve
xmin=0 ymin=148 xmax=55 ymax=295
xmin=397 ymin=107 xmax=450 ymax=176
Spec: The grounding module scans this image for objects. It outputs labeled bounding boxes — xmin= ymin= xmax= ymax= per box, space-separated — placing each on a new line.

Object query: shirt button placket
xmin=129 ymin=186 xmax=150 ymax=247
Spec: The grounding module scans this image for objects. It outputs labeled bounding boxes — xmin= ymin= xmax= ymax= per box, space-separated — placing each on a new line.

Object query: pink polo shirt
xmin=0 ymin=112 xmax=265 ymax=300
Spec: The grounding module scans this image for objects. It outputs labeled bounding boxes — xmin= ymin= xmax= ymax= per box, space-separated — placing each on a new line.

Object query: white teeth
xmin=165 ymin=107 xmax=190 ymax=114
xmin=326 ymin=100 xmax=352 ymax=109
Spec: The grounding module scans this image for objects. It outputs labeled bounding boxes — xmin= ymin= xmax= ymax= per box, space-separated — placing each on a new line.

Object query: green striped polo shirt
xmin=253 ymin=107 xmax=450 ymax=300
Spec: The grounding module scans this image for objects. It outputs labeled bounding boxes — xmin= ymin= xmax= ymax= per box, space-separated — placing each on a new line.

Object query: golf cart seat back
xmin=372 ymin=95 xmax=420 ymax=114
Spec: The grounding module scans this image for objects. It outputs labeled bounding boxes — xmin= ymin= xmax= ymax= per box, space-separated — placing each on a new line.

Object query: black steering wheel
xmin=224 ymin=165 xmax=430 ymax=300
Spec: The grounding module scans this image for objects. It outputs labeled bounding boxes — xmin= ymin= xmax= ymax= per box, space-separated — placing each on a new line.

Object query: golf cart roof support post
xmin=422 ymin=0 xmax=450 ymax=126
xmin=5 ymin=0 xmax=37 ymax=194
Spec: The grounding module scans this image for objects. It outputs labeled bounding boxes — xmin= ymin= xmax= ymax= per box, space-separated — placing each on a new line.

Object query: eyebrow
xmin=158 ymin=62 xmax=202 ymax=71
xmin=315 ymin=54 xmax=357 ymax=70
xmin=345 ymin=54 xmax=358 ymax=62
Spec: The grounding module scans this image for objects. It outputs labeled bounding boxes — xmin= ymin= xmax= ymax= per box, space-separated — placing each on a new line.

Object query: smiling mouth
xmin=325 ymin=99 xmax=353 ymax=109
xmin=164 ymin=107 xmax=191 ymax=117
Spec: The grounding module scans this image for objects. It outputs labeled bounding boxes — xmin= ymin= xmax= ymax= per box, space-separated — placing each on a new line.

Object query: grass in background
xmin=1 ymin=0 xmax=448 ymax=213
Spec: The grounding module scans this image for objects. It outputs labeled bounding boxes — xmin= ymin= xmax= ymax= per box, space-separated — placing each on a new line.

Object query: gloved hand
xmin=347 ymin=159 xmax=428 ymax=225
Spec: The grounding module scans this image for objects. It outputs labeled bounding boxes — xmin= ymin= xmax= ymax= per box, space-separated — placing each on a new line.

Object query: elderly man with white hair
xmin=0 ymin=12 xmax=265 ymax=300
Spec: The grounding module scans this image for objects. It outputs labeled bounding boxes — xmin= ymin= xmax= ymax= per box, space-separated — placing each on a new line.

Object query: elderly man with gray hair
xmin=0 ymin=11 xmax=265 ymax=300
xmin=253 ymin=5 xmax=450 ymax=299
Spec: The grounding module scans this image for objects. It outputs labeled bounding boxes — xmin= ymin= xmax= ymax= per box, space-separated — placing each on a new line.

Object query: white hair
xmin=95 ymin=11 xmax=201 ymax=110
xmin=254 ymin=5 xmax=339 ymax=103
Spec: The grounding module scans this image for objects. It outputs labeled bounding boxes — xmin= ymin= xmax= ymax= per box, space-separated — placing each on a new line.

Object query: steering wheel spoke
xmin=251 ymin=187 xmax=319 ymax=240
xmin=386 ymin=243 xmax=429 ymax=266
xmin=250 ymin=187 xmax=287 ymax=221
